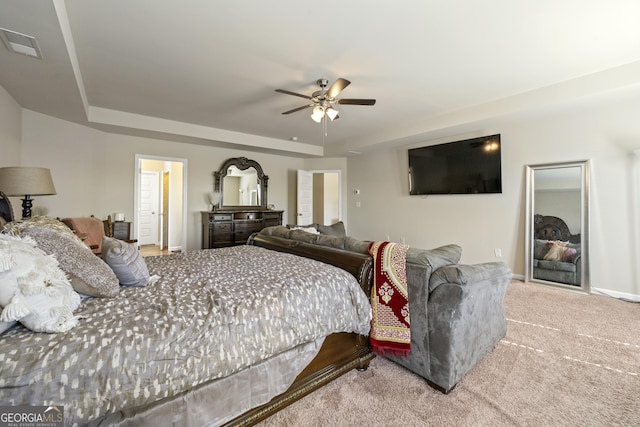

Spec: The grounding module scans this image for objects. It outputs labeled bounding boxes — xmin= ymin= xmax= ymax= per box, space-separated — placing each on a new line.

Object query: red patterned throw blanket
xmin=368 ymin=241 xmax=411 ymax=357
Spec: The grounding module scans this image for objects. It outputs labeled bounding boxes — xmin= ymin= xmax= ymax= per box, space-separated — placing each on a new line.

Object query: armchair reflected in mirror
xmin=525 ymin=160 xmax=590 ymax=293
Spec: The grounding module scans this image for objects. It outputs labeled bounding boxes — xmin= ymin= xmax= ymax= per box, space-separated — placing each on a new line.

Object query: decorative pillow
xmin=3 ymin=215 xmax=82 ymax=241
xmin=534 ymin=239 xmax=552 ymax=260
xmin=316 ymin=221 xmax=346 ymax=237
xmin=102 ymin=237 xmax=151 ymax=287
xmin=0 ymin=234 xmax=81 ymax=333
xmin=19 ymin=226 xmax=119 ymax=297
xmin=290 ymin=226 xmax=320 ymax=234
xmin=543 ymin=241 xmax=577 ymax=262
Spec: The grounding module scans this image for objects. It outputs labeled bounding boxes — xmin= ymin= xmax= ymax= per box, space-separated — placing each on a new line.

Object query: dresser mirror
xmin=525 ymin=160 xmax=590 ymax=293
xmin=214 ymin=157 xmax=268 ymax=209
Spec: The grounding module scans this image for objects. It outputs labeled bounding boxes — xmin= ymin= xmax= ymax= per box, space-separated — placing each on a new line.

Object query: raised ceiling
xmin=1 ymin=0 xmax=640 ymax=157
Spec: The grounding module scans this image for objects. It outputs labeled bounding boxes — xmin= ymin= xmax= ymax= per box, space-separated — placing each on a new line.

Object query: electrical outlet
xmin=401 ymin=237 xmax=406 ymax=244
xmin=494 ymin=248 xmax=502 ymax=257
xmin=385 ymin=235 xmax=390 ymax=241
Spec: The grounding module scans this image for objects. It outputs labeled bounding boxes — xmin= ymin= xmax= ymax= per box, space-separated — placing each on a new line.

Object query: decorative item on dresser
xmin=202 ymin=157 xmax=283 ymax=248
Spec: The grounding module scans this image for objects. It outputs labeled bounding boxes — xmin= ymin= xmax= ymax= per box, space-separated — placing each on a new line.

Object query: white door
xmin=297 ymin=170 xmax=313 ymax=225
xmin=139 ymin=171 xmax=160 ymax=245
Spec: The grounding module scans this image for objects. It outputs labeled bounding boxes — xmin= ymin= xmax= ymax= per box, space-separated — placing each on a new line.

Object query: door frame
xmin=134 ymin=154 xmax=188 ymax=251
xmin=297 ymin=169 xmax=342 ymax=225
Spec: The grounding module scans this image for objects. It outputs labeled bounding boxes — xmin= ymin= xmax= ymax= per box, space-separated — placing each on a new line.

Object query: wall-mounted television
xmin=408 ymin=134 xmax=502 ymax=195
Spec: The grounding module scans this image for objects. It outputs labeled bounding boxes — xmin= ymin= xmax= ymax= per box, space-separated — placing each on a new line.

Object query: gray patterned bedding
xmin=0 ymin=245 xmax=372 ymax=426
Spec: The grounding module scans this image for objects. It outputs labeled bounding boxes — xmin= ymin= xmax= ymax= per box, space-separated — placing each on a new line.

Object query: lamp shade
xmin=325 ymin=106 xmax=339 ymax=121
xmin=0 ymin=167 xmax=57 ymax=196
xmin=310 ymin=106 xmax=324 ymax=123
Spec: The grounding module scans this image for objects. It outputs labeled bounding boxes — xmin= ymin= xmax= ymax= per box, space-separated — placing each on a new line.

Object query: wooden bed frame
xmin=0 ymin=198 xmax=375 ymax=426
xmin=0 ymin=192 xmax=15 ymax=224
xmin=225 ymin=233 xmax=375 ymax=426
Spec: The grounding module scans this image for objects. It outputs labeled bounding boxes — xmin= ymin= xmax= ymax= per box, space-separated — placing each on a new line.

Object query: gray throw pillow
xmin=316 ymin=221 xmax=346 ymax=237
xmin=260 ymin=225 xmax=291 ymax=238
xmin=102 ymin=237 xmax=151 ymax=287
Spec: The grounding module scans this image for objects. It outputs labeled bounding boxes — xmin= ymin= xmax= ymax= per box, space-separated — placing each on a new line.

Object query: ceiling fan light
xmin=311 ymin=106 xmax=324 ymax=123
xmin=326 ymin=106 xmax=339 ymax=121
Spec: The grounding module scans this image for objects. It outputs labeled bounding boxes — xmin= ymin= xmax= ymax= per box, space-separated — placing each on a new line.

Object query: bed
xmin=0 ymin=196 xmax=374 ymax=426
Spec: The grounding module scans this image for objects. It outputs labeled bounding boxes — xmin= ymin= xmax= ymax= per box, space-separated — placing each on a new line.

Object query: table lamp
xmin=0 ymin=167 xmax=57 ymax=218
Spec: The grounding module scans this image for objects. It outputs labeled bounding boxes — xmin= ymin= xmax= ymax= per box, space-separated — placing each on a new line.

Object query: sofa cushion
xmin=289 ymin=229 xmax=319 ymax=244
xmin=261 ymin=226 xmax=291 ymax=239
xmin=316 ymin=234 xmax=346 ymax=250
xmin=345 ymin=236 xmax=370 ymax=254
xmin=535 ymin=259 xmax=577 ymax=273
xmin=406 ymin=244 xmax=462 ymax=270
xmin=316 ymin=221 xmax=346 ymax=237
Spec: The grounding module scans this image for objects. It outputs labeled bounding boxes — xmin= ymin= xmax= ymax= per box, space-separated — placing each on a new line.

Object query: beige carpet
xmin=257 ymin=281 xmax=640 ymax=426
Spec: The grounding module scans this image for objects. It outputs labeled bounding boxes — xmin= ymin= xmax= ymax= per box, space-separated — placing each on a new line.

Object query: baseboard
xmin=169 ymin=245 xmax=182 ymax=252
xmin=511 ymin=273 xmax=525 ymax=281
xmin=591 ymin=287 xmax=640 ymax=302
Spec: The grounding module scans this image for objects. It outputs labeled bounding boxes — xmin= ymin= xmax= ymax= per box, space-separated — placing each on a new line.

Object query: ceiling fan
xmin=275 ymin=78 xmax=376 ymax=123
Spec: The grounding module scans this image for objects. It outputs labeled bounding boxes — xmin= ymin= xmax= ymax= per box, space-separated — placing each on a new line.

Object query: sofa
xmin=252 ymin=223 xmax=512 ymax=393
xmin=532 ymin=239 xmax=581 ymax=286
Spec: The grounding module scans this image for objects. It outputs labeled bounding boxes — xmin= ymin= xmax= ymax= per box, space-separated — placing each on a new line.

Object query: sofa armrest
xmin=425 ymin=262 xmax=511 ymax=392
xmin=429 ymin=262 xmax=511 ymax=293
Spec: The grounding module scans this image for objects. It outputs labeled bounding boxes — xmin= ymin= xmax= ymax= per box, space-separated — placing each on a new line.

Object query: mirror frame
xmin=525 ymin=160 xmax=590 ymax=293
xmin=214 ymin=157 xmax=268 ymax=209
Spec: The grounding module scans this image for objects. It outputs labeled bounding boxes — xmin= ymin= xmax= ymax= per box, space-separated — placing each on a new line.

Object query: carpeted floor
xmin=257 ymin=281 xmax=640 ymax=426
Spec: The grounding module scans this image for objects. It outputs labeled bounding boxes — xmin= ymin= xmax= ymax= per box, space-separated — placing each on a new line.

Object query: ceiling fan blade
xmin=326 ymin=78 xmax=351 ymax=99
xmin=282 ymin=104 xmax=313 ymax=115
xmin=337 ymin=98 xmax=376 ymax=106
xmin=275 ymin=89 xmax=312 ymax=100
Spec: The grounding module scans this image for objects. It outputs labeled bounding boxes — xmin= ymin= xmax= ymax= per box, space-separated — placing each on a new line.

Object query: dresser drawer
xmin=262 ymin=212 xmax=281 ymax=220
xmin=213 ymin=222 xmax=232 ymax=233
xmin=234 ymin=221 xmax=263 ymax=233
xmin=212 ymin=214 xmax=232 ymax=221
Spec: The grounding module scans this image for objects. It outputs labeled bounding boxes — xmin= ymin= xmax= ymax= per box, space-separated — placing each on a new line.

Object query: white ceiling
xmin=2 ymin=0 xmax=640 ymax=157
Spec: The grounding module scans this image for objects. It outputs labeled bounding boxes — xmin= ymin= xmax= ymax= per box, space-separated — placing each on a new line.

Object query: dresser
xmin=201 ymin=209 xmax=283 ymax=248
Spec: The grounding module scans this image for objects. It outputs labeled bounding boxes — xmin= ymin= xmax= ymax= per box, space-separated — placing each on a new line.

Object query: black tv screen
xmin=408 ymin=134 xmax=502 ymax=195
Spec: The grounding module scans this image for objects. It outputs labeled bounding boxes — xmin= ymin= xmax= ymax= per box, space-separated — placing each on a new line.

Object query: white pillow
xmin=102 ymin=237 xmax=151 ymax=287
xmin=0 ymin=233 xmax=81 ymax=333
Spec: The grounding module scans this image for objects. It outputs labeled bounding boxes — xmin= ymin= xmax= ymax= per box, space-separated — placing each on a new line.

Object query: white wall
xmin=0 ymin=85 xmax=22 ymax=166
xmin=535 ymin=190 xmax=581 ymax=234
xmin=347 ymin=94 xmax=640 ymax=298
xmin=20 ymin=110 xmax=306 ymax=251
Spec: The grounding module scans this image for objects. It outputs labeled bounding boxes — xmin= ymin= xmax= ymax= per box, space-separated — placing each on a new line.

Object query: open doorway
xmin=134 ymin=155 xmax=187 ymax=254
xmin=297 ymin=170 xmax=341 ymax=226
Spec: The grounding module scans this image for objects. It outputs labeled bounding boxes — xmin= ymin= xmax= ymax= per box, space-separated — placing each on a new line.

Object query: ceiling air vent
xmin=0 ymin=28 xmax=42 ymax=59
